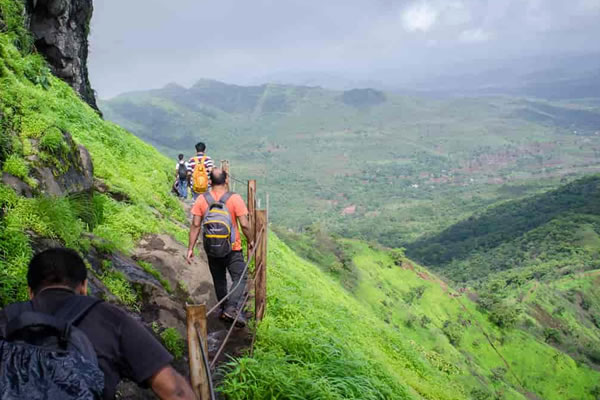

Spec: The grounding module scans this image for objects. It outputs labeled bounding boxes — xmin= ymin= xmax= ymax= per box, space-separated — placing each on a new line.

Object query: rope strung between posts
xmin=209 ymin=264 xmax=263 ymax=370
xmin=228 ymin=174 xmax=246 ymax=185
xmin=195 ymin=324 xmax=217 ymax=400
xmin=206 ymin=227 xmax=265 ymax=317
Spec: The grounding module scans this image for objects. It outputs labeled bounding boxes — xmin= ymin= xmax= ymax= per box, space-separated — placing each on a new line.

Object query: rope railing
xmin=195 ymin=324 xmax=217 ymax=400
xmin=206 ymin=227 xmax=265 ymax=317
xmin=209 ymin=265 xmax=262 ymax=370
xmin=228 ymin=174 xmax=246 ymax=185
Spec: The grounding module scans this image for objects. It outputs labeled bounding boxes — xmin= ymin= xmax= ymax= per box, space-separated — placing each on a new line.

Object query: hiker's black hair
xmin=178 ymin=153 xmax=184 ymax=160
xmin=211 ymin=169 xmax=228 ymax=185
xmin=195 ymin=142 xmax=206 ymax=152
xmin=27 ymin=248 xmax=88 ymax=294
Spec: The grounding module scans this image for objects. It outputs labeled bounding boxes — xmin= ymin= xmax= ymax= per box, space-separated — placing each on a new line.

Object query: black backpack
xmin=0 ymin=296 xmax=105 ymax=400
xmin=178 ymin=162 xmax=188 ymax=180
xmin=202 ymin=192 xmax=235 ymax=258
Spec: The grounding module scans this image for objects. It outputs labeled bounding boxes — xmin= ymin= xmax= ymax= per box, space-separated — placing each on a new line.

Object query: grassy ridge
xmin=221 ymin=234 xmax=600 ymax=399
xmin=0 ymin=0 xmax=186 ymax=305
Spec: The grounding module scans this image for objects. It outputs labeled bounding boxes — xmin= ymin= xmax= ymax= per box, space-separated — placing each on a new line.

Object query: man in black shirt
xmin=0 ymin=248 xmax=197 ymax=400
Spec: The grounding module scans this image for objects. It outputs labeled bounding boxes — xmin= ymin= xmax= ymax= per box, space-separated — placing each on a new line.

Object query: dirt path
xmin=133 ymin=197 xmax=253 ymax=375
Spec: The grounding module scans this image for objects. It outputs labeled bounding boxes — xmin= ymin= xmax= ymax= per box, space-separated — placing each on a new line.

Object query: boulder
xmin=1 ymin=173 xmax=33 ymax=198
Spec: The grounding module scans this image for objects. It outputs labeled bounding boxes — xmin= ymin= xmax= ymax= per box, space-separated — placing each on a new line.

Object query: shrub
xmin=491 ymin=367 xmax=506 ymax=382
xmin=404 ymin=313 xmax=417 ymax=329
xmin=2 ymin=154 xmax=28 ymax=179
xmin=138 ymin=260 xmax=172 ymax=293
xmin=488 ymin=302 xmax=521 ymax=329
xmin=100 ymin=264 xmax=139 ymax=310
xmin=420 ymin=315 xmax=432 ymax=328
xmin=591 ymin=385 xmax=600 ymax=400
xmin=471 ymin=388 xmax=493 ymax=400
xmin=442 ymin=320 xmax=462 ymax=346
xmin=543 ymin=328 xmax=561 ymax=344
xmin=39 ymin=128 xmax=66 ymax=154
xmin=403 ymin=285 xmax=427 ymax=304
xmin=160 ymin=327 xmax=185 ymax=359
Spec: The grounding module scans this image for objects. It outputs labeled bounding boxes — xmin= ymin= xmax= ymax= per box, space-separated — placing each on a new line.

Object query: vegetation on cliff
xmin=0 ymin=0 xmax=185 ymax=306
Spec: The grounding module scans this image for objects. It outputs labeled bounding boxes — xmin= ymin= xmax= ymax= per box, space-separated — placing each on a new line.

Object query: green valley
xmin=101 ymin=80 xmax=600 ymax=246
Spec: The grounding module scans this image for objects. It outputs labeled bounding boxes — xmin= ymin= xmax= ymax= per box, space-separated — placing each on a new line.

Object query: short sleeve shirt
xmin=0 ymin=289 xmax=173 ymax=400
xmin=186 ymin=153 xmax=214 ymax=173
xmin=175 ymin=160 xmax=188 ymax=172
xmin=191 ymin=190 xmax=249 ymax=251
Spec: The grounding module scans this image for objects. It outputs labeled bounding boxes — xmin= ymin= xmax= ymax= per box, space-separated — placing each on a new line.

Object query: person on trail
xmin=175 ymin=153 xmax=189 ymax=199
xmin=186 ymin=168 xmax=254 ymax=327
xmin=0 ymin=248 xmax=197 ymax=400
xmin=187 ymin=142 xmax=214 ymax=200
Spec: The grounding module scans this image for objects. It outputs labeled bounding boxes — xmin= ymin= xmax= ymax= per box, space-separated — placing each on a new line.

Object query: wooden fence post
xmin=247 ymin=180 xmax=257 ymax=236
xmin=186 ymin=304 xmax=209 ymax=400
xmin=255 ymin=210 xmax=268 ymax=321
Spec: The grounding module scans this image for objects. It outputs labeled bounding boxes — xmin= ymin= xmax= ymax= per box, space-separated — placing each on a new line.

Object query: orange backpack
xmin=191 ymin=155 xmax=209 ymax=193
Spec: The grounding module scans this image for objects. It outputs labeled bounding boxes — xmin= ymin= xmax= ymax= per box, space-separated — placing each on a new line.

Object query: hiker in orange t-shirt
xmin=186 ymin=168 xmax=254 ymax=327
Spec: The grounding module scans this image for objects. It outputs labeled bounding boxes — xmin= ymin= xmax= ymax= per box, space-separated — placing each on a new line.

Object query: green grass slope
xmin=0 ymin=0 xmax=185 ymax=305
xmin=101 ymin=80 xmax=600 ymax=247
xmin=407 ymin=175 xmax=600 ymax=375
xmin=221 ymin=234 xmax=600 ymax=399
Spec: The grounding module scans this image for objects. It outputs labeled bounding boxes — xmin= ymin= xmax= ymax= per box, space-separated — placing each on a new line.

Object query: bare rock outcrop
xmin=25 ymin=0 xmax=98 ymax=110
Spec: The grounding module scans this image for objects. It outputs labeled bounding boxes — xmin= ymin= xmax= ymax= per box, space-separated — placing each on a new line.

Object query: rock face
xmin=29 ymin=130 xmax=95 ymax=196
xmin=25 ymin=0 xmax=98 ymax=111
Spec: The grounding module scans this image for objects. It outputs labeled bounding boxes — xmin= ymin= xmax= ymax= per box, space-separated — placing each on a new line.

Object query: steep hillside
xmin=219 ymin=234 xmax=600 ymax=400
xmin=101 ymin=80 xmax=600 ymax=247
xmin=407 ymin=175 xmax=600 ymax=372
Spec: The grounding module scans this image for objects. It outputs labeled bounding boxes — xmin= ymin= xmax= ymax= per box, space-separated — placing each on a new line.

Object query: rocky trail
xmin=71 ymin=198 xmax=253 ymax=399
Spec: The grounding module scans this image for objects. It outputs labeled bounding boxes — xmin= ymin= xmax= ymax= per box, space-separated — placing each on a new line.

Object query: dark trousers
xmin=207 ymin=251 xmax=247 ymax=311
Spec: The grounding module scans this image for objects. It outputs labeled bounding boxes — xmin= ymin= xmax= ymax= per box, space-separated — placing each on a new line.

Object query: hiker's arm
xmin=187 ymin=215 xmax=202 ymax=263
xmin=150 ymin=366 xmax=197 ymax=400
xmin=239 ymin=215 xmax=254 ymax=247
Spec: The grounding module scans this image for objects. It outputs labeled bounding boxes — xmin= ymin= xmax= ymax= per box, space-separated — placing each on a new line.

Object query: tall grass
xmin=220 ymin=234 xmax=600 ymax=400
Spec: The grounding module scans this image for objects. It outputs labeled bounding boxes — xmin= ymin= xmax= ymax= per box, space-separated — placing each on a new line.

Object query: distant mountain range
xmin=244 ymin=52 xmax=600 ymax=100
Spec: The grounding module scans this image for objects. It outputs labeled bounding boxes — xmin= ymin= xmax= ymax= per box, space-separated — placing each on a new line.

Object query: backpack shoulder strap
xmin=203 ymin=191 xmax=215 ymax=206
xmin=3 ymin=301 xmax=33 ymax=323
xmin=219 ymin=191 xmax=234 ymax=205
xmin=54 ymin=296 xmax=103 ymax=326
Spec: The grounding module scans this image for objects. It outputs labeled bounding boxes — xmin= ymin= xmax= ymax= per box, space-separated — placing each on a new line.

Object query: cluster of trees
xmin=407 ymin=175 xmax=600 ymax=282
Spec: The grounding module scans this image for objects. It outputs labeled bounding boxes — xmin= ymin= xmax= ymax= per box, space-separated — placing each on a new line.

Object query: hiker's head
xmin=178 ymin=153 xmax=184 ymax=161
xmin=195 ymin=142 xmax=206 ymax=153
xmin=210 ymin=168 xmax=228 ymax=186
xmin=27 ymin=248 xmax=88 ymax=298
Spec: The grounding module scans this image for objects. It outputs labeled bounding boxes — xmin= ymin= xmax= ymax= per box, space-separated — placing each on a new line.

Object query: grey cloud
xmin=89 ymin=0 xmax=600 ymax=98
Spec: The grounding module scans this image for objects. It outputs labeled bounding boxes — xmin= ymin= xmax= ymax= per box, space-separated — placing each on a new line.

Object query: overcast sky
xmin=88 ymin=0 xmax=600 ymax=98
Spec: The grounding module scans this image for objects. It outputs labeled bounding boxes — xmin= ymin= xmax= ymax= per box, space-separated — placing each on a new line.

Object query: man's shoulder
xmin=88 ymin=300 xmax=132 ymax=326
xmin=229 ymin=192 xmax=243 ymax=201
xmin=227 ymin=193 xmax=247 ymax=212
